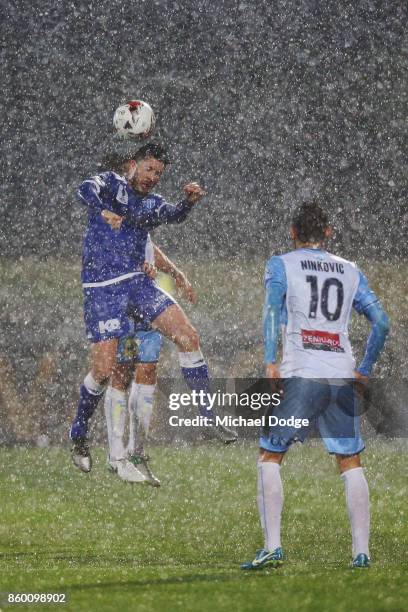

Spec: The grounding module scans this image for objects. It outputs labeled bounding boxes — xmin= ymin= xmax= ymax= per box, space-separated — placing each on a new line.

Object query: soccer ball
xmin=113 ymin=100 xmax=155 ymax=139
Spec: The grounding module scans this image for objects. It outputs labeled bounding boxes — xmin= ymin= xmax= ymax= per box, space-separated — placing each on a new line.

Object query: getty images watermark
xmin=168 ymin=390 xmax=309 ymax=428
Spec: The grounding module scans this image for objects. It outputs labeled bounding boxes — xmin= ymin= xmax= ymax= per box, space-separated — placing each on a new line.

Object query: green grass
xmin=0 ymin=442 xmax=407 ymax=611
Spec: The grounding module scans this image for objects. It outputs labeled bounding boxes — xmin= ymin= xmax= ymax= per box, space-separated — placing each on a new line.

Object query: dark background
xmin=2 ymin=0 xmax=408 ymax=260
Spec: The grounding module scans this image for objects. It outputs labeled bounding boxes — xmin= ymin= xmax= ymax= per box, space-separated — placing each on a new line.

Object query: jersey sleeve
xmin=263 ymin=256 xmax=287 ymax=363
xmin=124 ymin=195 xmax=194 ymax=229
xmin=76 ymin=173 xmax=112 ymax=213
xmin=353 ymin=270 xmax=380 ymax=314
xmin=353 ymin=270 xmax=390 ymax=375
xmin=356 ymin=301 xmax=390 ymax=376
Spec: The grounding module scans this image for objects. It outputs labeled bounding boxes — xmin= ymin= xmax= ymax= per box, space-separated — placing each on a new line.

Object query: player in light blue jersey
xmin=241 ymin=201 xmax=389 ymax=570
xmin=70 ymin=144 xmax=236 ymax=478
xmin=104 ymin=243 xmax=197 ymax=486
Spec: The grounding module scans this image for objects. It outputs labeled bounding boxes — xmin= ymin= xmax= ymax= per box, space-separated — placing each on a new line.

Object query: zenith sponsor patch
xmin=301 ymin=329 xmax=345 ymax=352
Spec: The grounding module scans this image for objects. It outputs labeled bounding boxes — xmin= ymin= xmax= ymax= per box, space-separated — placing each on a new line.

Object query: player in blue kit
xmin=70 ymin=143 xmax=236 ymax=478
xmin=241 ymin=201 xmax=389 ymax=570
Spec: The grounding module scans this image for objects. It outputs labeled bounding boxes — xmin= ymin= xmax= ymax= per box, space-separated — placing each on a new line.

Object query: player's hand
xmin=101 ymin=209 xmax=123 ymax=230
xmin=265 ymin=363 xmax=284 ymax=396
xmin=354 ymin=371 xmax=369 ymax=385
xmin=183 ymin=182 xmax=206 ymax=204
xmin=353 ymin=370 xmax=370 ymax=400
xmin=266 ymin=363 xmax=281 ymax=380
xmin=174 ymin=272 xmax=197 ymax=304
xmin=143 ymin=261 xmax=157 ymax=279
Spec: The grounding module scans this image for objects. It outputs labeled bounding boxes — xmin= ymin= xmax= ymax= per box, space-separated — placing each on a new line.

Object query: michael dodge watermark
xmin=167 ymin=390 xmax=309 ymax=429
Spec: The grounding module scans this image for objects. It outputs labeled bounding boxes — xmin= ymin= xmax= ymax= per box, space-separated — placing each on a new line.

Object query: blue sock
xmin=181 ymin=363 xmax=215 ymax=420
xmin=70 ymin=384 xmax=103 ymax=440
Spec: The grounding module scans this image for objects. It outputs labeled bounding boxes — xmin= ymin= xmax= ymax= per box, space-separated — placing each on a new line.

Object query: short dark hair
xmin=292 ymin=200 xmax=329 ymax=243
xmin=100 ymin=146 xmax=139 ymax=172
xmin=134 ymin=142 xmax=171 ymax=165
xmin=100 ymin=142 xmax=170 ymax=172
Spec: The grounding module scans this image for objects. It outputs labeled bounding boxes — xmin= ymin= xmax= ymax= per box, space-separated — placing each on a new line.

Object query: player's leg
xmin=152 ymin=304 xmax=237 ymax=442
xmin=70 ymin=339 xmax=119 ymax=472
xmin=104 ymin=359 xmax=146 ymax=483
xmin=127 ymin=331 xmax=162 ymax=486
xmin=71 ymin=340 xmax=119 ymax=440
xmin=338 ymin=453 xmax=370 ymax=567
xmin=319 ymin=382 xmax=370 ymax=567
xmin=152 ymin=304 xmax=210 ymax=409
xmin=105 ymin=362 xmax=131 ymax=462
xmin=241 ymin=378 xmax=325 ymax=570
xmin=129 ymin=278 xmax=237 ymax=442
xmin=70 ymin=282 xmax=133 ymax=472
xmin=128 ymin=362 xmax=157 ymax=455
xmin=241 ymin=446 xmax=286 ymax=570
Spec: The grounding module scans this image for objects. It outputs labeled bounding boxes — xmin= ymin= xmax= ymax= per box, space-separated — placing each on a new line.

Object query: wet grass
xmin=0 ymin=441 xmax=407 ymax=611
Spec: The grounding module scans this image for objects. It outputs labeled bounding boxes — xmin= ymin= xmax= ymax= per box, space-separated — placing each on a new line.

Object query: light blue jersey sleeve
xmin=263 ymin=256 xmax=287 ymax=364
xmin=353 ymin=271 xmax=390 ymax=376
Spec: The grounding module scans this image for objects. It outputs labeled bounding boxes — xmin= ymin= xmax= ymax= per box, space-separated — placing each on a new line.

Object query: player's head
xmin=290 ymin=200 xmax=332 ymax=246
xmin=131 ymin=142 xmax=170 ymax=195
xmin=101 ymin=150 xmax=138 ymax=181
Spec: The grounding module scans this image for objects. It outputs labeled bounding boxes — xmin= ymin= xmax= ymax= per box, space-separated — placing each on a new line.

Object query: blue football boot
xmin=352 ymin=553 xmax=370 ymax=568
xmin=241 ymin=547 xmax=284 ymax=570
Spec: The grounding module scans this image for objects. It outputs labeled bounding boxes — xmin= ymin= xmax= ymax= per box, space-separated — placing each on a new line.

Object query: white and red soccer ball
xmin=113 ymin=100 xmax=155 ymax=139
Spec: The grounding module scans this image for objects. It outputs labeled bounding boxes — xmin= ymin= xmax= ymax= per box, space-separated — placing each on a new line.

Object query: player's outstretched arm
xmin=124 ymin=183 xmax=206 ymax=229
xmin=152 ymin=244 xmax=197 ymax=304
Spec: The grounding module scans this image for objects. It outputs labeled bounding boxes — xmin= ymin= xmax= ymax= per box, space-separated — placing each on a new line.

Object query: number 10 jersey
xmin=264 ymin=248 xmax=379 ymax=378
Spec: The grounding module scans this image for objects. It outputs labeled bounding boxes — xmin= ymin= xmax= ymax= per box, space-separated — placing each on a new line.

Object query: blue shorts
xmin=83 ymin=275 xmax=175 ymax=343
xmin=116 ymin=330 xmax=163 ymax=364
xmin=127 ymin=275 xmax=175 ymax=328
xmin=259 ymin=378 xmax=364 ymax=456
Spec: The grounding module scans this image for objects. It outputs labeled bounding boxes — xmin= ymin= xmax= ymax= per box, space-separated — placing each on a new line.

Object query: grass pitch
xmin=0 ymin=442 xmax=407 ymax=611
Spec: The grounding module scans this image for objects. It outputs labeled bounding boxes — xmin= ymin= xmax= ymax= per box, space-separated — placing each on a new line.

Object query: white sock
xmin=178 ymin=350 xmax=206 ymax=369
xmin=104 ymin=387 xmax=127 ymax=461
xmin=128 ymin=382 xmax=155 ymax=456
xmin=341 ymin=467 xmax=370 ymax=558
xmin=84 ymin=371 xmax=105 ymax=395
xmin=257 ymin=461 xmax=283 ymax=552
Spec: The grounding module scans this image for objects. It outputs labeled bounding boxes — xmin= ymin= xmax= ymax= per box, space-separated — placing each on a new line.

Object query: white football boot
xmin=108 ymin=458 xmax=147 ymax=483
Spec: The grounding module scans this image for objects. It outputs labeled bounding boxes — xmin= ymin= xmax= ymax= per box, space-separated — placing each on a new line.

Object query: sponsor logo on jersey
xmin=301 ymin=329 xmax=345 ymax=352
xmin=98 ymin=318 xmax=121 ymax=334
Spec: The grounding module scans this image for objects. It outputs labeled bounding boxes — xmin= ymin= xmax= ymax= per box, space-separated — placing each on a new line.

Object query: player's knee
xmin=111 ymin=367 xmax=132 ymax=391
xmin=336 ymin=453 xmax=362 ymax=473
xmin=175 ymin=325 xmax=200 ymax=351
xmin=91 ymin=352 xmax=117 ymax=383
xmin=259 ymin=449 xmax=284 ymax=464
xmin=91 ymin=366 xmax=112 ymax=386
xmin=135 ymin=362 xmax=157 ymax=385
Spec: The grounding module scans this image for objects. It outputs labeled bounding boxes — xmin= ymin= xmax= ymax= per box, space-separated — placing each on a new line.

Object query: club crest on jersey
xmin=301 ymin=329 xmax=345 ymax=353
xmin=116 ymin=184 xmax=128 ymax=205
xmin=142 ymin=197 xmax=156 ymax=208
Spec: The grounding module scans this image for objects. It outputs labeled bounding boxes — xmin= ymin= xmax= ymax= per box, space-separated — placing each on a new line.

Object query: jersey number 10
xmin=306 ymin=276 xmax=344 ymax=321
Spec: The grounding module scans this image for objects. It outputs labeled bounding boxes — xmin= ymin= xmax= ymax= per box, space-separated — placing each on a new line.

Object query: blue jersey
xmin=77 ymin=171 xmax=193 ymax=285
